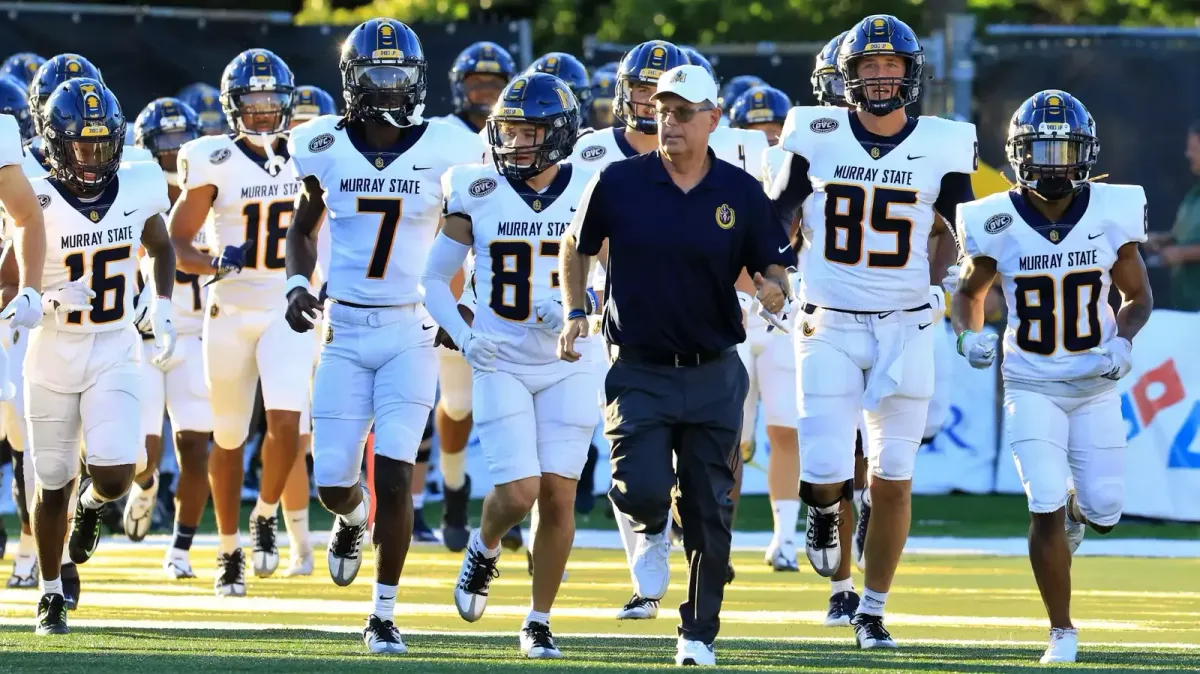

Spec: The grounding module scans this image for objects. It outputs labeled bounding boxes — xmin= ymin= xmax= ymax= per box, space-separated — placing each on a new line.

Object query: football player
xmin=29 ymin=78 xmax=175 ymax=635
xmin=178 ymin=82 xmax=230 ymax=137
xmin=0 ymin=76 xmax=33 ymax=141
xmin=0 ymin=71 xmax=47 ymax=592
xmin=680 ymin=48 xmax=716 ymax=82
xmin=588 ymin=63 xmax=618 ymax=130
xmin=526 ymin=53 xmax=591 ymax=126
xmin=718 ymin=75 xmax=766 ymax=126
xmin=952 ymin=91 xmax=1151 ymax=664
xmin=169 ymin=49 xmax=313 ymax=596
xmin=27 ymin=54 xmax=104 ymax=157
xmin=426 ymin=71 xmax=595 ymax=660
xmin=1 ymin=52 xmax=44 ymax=88
xmin=284 ymin=18 xmax=482 ymax=654
xmin=292 ymin=85 xmax=338 ymax=125
xmin=130 ymin=98 xmax=212 ymax=578
xmin=769 ymin=15 xmax=977 ymax=648
xmin=436 ymin=41 xmax=516 ymax=134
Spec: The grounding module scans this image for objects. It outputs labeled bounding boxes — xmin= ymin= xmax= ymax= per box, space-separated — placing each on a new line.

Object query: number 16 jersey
xmin=777 ymin=106 xmax=976 ymax=311
xmin=177 ymin=133 xmax=300 ymax=310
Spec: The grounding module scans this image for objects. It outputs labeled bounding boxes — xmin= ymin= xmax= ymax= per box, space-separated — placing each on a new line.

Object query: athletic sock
xmin=343 ymin=497 xmax=368 ymax=527
xmin=524 ymin=608 xmax=551 ymax=628
xmin=78 ymin=484 xmax=107 ymax=510
xmin=285 ymin=509 xmax=310 ymax=552
xmin=219 ymin=533 xmax=240 ymax=556
xmin=471 ymin=530 xmax=501 ymax=559
xmin=252 ymin=497 xmax=279 ymax=521
xmin=859 ymin=588 xmax=888 ymax=616
xmin=441 ymin=450 xmax=466 ymax=491
xmin=831 ymin=577 xmax=855 ymax=596
xmin=374 ymin=582 xmax=398 ymax=622
xmin=772 ymin=500 xmax=800 ymax=544
xmin=172 ymin=522 xmax=197 ymax=552
xmin=411 ymin=489 xmax=425 ymax=510
xmin=42 ymin=576 xmax=62 ymax=597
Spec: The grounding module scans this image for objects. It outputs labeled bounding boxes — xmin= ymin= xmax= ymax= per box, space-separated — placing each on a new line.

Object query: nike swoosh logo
xmin=907 ymin=155 xmax=925 ymax=160
xmin=379 ymin=595 xmax=395 ymax=601
xmin=570 ymin=207 xmax=578 ymax=212
xmin=1088 ymin=232 xmax=1102 ymax=240
xmin=413 ymin=165 xmax=431 ymax=171
xmin=422 ymin=324 xmax=434 ymax=330
xmin=778 ymin=244 xmax=792 ymax=254
xmin=919 ymin=322 xmax=932 ymax=330
xmin=877 ymin=311 xmax=894 ymax=319
xmin=123 ymin=209 xmax=137 ymax=216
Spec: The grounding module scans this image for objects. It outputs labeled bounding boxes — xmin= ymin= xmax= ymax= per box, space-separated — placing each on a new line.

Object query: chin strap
xmin=259 ymin=133 xmax=287 ymax=177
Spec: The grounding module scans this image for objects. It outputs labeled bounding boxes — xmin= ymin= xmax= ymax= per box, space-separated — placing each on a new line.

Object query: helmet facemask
xmin=614 ymin=76 xmax=658 ymax=134
xmin=840 ymin=52 xmax=923 ymax=116
xmin=344 ymin=61 xmax=426 ymax=128
xmin=1007 ymin=127 xmax=1099 ymax=201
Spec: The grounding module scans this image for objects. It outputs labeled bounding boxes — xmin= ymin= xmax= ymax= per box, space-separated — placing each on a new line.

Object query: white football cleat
xmin=250 ymin=515 xmax=280 ymax=578
xmin=363 ymin=614 xmax=408 ymax=654
xmin=123 ymin=474 xmax=159 ymax=542
xmin=616 ymin=594 xmax=659 ymax=620
xmin=764 ymin=538 xmax=799 ymax=571
xmin=327 ymin=486 xmax=370 ymax=587
xmin=632 ymin=530 xmax=671 ymax=601
xmin=1040 ymin=627 xmax=1078 ymax=663
xmin=1065 ymin=492 xmax=1085 ymax=556
xmin=283 ymin=545 xmax=314 ymax=577
xmin=852 ymin=613 xmax=897 ymax=649
xmin=674 ymin=638 xmax=716 ymax=666
xmin=163 ymin=553 xmax=196 ymax=580
xmin=520 ymin=621 xmax=562 ymax=659
xmin=454 ymin=530 xmax=500 ymax=622
xmin=214 ymin=549 xmax=247 ymax=597
xmin=805 ymin=505 xmax=841 ymax=577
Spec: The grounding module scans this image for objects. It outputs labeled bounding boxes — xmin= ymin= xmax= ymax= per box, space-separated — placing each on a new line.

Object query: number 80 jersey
xmin=444 ymin=162 xmax=589 ymax=367
xmin=958 ymin=183 xmax=1147 ymax=391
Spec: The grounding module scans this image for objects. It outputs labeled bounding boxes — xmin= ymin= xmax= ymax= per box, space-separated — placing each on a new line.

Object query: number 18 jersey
xmin=959 ymin=183 xmax=1147 ymax=394
xmin=778 ymin=106 xmax=976 ymax=311
xmin=289 ymin=115 xmax=484 ymax=306
xmin=177 ymin=133 xmax=299 ymax=310
xmin=444 ymin=162 xmax=588 ymax=366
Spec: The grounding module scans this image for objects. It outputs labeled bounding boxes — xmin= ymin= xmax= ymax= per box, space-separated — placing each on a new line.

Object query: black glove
xmin=434 ymin=326 xmax=458 ymax=351
xmin=318 ymin=282 xmax=328 ymax=304
xmin=285 ymin=286 xmax=322 ymax=333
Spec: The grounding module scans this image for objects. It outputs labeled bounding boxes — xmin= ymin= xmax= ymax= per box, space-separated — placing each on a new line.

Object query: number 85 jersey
xmin=958 ymin=183 xmax=1147 ymax=391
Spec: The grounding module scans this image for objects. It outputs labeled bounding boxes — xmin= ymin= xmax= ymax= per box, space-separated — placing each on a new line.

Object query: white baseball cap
xmin=649 ymin=64 xmax=719 ymax=108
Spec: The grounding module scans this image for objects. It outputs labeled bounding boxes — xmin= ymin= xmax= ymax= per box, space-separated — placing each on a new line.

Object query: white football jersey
xmin=444 ymin=162 xmax=589 ymax=366
xmin=430 ymin=113 xmax=481 ymax=136
xmin=289 ymin=115 xmax=482 ymax=306
xmin=140 ymin=225 xmax=209 ymax=336
xmin=779 ymin=106 xmax=977 ymax=311
xmin=959 ymin=183 xmax=1147 ymax=394
xmin=570 ymin=125 xmax=767 ymax=178
xmin=761 ymin=144 xmax=786 ymax=191
xmin=34 ymin=161 xmax=169 ymax=334
xmin=176 ymin=133 xmax=299 ymax=310
xmin=22 ymin=141 xmax=49 ymax=179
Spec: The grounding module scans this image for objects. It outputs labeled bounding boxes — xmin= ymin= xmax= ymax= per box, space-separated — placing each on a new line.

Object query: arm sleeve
xmin=569 ymin=169 xmax=607 ymax=256
xmin=935 ymin=172 xmax=975 ymax=225
xmin=743 ymin=184 xmax=798 ymax=276
xmin=420 ymin=232 xmax=473 ymax=345
xmin=767 ymin=153 xmax=813 ymax=233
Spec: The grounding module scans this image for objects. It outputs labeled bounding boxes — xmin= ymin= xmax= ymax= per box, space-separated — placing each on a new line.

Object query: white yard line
xmin=98 ymin=531 xmax=1200 ymax=558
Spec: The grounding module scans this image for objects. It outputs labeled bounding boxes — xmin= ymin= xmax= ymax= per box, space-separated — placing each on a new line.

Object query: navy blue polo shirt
xmin=572 ymin=148 xmax=797 ymax=354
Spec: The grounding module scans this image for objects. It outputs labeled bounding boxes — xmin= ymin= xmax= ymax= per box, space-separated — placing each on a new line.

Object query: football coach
xmin=557 ymin=64 xmax=797 ymax=666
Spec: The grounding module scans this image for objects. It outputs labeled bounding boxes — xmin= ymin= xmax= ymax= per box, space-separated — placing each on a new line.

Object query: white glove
xmin=132 ymin=281 xmax=154 ymax=333
xmin=929 ymin=285 xmax=946 ymax=323
xmin=757 ymin=298 xmax=793 ymax=334
xmin=942 ymin=264 xmax=962 ymax=295
xmin=42 ymin=280 xmax=95 ymax=321
xmin=458 ymin=330 xmax=501 ymax=372
xmin=534 ymin=296 xmax=564 ymax=333
xmin=150 ymin=297 xmax=177 ymax=367
xmin=1092 ymin=336 xmax=1133 ymax=381
xmin=957 ymin=330 xmax=999 ymax=369
xmin=0 ymin=287 xmax=43 ymax=328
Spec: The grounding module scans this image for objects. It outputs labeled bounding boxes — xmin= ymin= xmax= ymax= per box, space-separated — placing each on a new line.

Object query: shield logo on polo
xmin=89 ymin=210 xmax=99 ymax=222
xmin=1050 ymin=230 xmax=1060 ymax=242
xmin=716 ymin=204 xmax=735 ymax=229
xmin=374 ymin=156 xmax=385 ymax=168
xmin=325 ymin=323 xmax=334 ymax=345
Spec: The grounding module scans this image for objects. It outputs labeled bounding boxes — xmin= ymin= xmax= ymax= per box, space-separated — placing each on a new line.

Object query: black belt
xmin=331 ymin=298 xmax=393 ymax=309
xmin=801 ymin=302 xmax=931 ymax=317
xmin=614 ymin=345 xmax=735 ymax=368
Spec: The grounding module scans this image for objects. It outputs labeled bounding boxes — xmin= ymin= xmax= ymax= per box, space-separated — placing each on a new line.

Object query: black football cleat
xmin=36 ymin=593 xmax=69 ymax=635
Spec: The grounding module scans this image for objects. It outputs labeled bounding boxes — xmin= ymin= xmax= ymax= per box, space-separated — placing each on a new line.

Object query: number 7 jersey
xmin=958 ymin=183 xmax=1147 ymax=392
xmin=288 ymin=115 xmax=485 ymax=306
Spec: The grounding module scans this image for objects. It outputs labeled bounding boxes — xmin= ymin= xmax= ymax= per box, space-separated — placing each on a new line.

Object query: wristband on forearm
xmin=956 ymin=330 xmax=974 ymax=356
xmin=567 ymin=308 xmax=587 ymax=321
xmin=584 ymin=288 xmax=599 ymax=314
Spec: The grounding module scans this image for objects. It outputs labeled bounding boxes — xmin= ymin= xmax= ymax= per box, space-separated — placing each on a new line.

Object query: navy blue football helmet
xmin=615 ymin=41 xmax=689 ymax=134
xmin=177 ymin=82 xmax=227 ymax=136
xmin=134 ymin=97 xmax=200 ymax=172
xmin=487 ymin=73 xmax=579 ymax=181
xmin=340 ymin=19 xmax=427 ymax=126
xmin=589 ymin=66 xmax=618 ymax=129
xmin=1006 ymin=90 xmax=1099 ymax=201
xmin=449 ymin=41 xmax=516 ymax=117
xmin=681 ymin=47 xmax=717 ymax=82
xmin=43 ymin=78 xmax=124 ymax=193
xmin=220 ymin=49 xmax=295 ymax=136
xmin=812 ymin=31 xmax=849 ymax=107
xmin=0 ymin=76 xmax=33 ymax=140
xmin=1 ymin=52 xmax=45 ymax=88
xmin=730 ymin=86 xmax=790 ymax=128
xmin=29 ymin=54 xmax=103 ymax=136
xmin=292 ymin=85 xmax=338 ymax=125
xmin=718 ymin=75 xmax=766 ymax=110
xmin=528 ymin=53 xmax=591 ymax=123
xmin=838 ymin=15 xmax=924 ymax=115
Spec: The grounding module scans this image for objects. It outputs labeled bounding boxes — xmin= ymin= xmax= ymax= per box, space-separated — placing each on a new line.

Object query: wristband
xmin=584 ymin=288 xmax=599 ymax=315
xmin=285 ymin=274 xmax=311 ymax=297
xmin=567 ymin=309 xmax=587 ymax=321
xmin=956 ymin=330 xmax=974 ymax=356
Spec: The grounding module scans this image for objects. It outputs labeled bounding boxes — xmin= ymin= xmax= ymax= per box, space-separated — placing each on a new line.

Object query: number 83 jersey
xmin=958 ymin=183 xmax=1147 ymax=391
xmin=444 ymin=162 xmax=588 ymax=367
xmin=778 ymin=106 xmax=976 ymax=311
